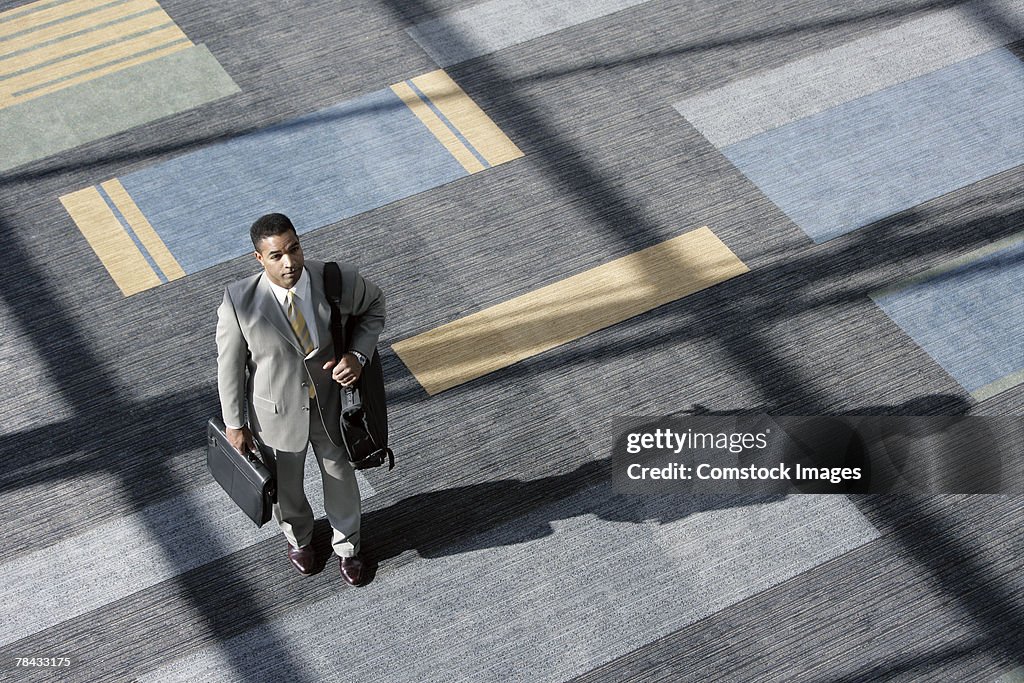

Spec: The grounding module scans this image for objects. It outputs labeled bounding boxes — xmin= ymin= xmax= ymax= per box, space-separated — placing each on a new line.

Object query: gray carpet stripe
xmin=674 ymin=0 xmax=1024 ymax=148
xmin=138 ymin=486 xmax=877 ymax=682
xmin=0 ymin=453 xmax=375 ymax=649
xmin=406 ymin=0 xmax=655 ymax=67
xmin=2 ymin=0 xmax=1023 ymax=681
xmin=573 ymin=494 xmax=1024 ymax=683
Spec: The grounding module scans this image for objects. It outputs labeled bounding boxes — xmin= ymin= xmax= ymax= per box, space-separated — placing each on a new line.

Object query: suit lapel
xmin=256 ymin=273 xmax=303 ymax=353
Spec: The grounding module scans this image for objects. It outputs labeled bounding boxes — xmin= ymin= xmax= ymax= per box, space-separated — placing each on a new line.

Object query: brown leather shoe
xmin=287 ymin=543 xmax=316 ymax=575
xmin=339 ymin=554 xmax=367 ymax=586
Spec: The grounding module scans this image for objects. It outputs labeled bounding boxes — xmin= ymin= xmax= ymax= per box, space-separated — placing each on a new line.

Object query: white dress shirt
xmin=267 ymin=266 xmax=319 ymax=352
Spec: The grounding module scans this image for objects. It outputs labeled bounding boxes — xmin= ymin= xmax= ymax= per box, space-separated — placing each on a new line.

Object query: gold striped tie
xmin=287 ymin=290 xmax=315 ymax=397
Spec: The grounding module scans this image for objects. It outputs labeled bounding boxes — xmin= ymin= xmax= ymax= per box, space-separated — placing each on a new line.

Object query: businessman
xmin=216 ymin=213 xmax=385 ymax=586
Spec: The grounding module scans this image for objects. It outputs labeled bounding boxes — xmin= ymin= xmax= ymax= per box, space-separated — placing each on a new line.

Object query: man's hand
xmin=323 ymin=352 xmax=363 ymax=387
xmin=226 ymin=426 xmax=257 ymax=455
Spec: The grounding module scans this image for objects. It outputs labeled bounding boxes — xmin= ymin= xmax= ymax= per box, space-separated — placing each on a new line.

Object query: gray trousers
xmin=261 ymin=400 xmax=361 ymax=557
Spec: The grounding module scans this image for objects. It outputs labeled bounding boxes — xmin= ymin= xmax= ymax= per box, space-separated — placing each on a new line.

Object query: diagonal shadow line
xmin=966 ymin=0 xmax=1024 ymax=45
xmin=808 ymin=641 xmax=997 ymax=682
xmin=413 ymin=205 xmax=1024 ymax=412
xmin=0 ymin=175 xmax=1014 ymax=522
xmin=508 ymin=0 xmax=975 ymax=82
xmin=14 ymin=393 xmax=1010 ymax=681
xmin=565 ymin=466 xmax=1023 ymax=682
xmin=379 ymin=0 xmax=1024 ymax=674
xmin=0 ymin=212 xmax=312 ymax=683
xmin=1 ymin=0 xmax=1022 ymax=678
xmin=1 ymin=394 xmax=988 ymax=681
xmin=0 ymin=0 xmax=996 ymax=186
xmin=847 ymin=495 xmax=1024 ymax=682
xmin=2 ymin=191 xmax=1022 ymax=494
xmin=5 ymin=0 xmax=963 ymax=491
xmin=0 ymin=96 xmax=434 ymax=186
xmin=383 ymin=2 xmax=836 ymax=409
xmin=0 ymin=453 xmax=788 ymax=679
xmin=381 ymin=0 xmax=1024 ymax=424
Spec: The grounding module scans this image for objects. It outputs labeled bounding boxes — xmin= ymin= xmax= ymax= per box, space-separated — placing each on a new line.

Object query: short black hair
xmin=250 ymin=213 xmax=296 ymax=250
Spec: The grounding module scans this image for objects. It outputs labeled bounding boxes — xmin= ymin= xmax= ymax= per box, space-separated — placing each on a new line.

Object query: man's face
xmin=254 ymin=229 xmax=304 ymax=289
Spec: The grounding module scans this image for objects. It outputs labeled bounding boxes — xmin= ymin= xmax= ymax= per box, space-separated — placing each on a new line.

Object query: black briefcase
xmin=206 ymin=417 xmax=276 ymax=527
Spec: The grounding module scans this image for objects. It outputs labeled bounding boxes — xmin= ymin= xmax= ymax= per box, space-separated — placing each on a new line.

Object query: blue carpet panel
xmin=59 ymin=68 xmax=522 ymax=295
xmin=5 ymin=1 xmax=1024 ymax=681
xmin=673 ymin=1 xmax=1024 ymax=243
xmin=871 ymin=232 xmax=1024 ymax=402
xmin=674 ymin=0 xmax=1024 ymax=149
xmin=0 ymin=0 xmax=239 ymax=171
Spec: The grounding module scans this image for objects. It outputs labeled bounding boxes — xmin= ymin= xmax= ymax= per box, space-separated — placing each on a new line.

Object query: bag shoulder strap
xmin=323 ymin=261 xmax=347 ymax=362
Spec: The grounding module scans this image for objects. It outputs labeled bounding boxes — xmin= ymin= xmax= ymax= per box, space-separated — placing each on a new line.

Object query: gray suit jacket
xmin=216 ymin=260 xmax=385 ymax=452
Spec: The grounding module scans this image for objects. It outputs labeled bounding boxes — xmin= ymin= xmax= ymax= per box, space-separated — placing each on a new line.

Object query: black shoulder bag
xmin=324 ymin=262 xmax=395 ymax=471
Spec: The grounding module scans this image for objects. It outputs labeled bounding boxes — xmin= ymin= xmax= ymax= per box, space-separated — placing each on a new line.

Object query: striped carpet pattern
xmin=1 ymin=0 xmax=1022 ymax=681
xmin=60 ymin=68 xmax=522 ymax=295
xmin=0 ymin=0 xmax=238 ymax=171
xmin=673 ymin=0 xmax=1024 ymax=243
xmin=0 ymin=0 xmax=195 ymax=107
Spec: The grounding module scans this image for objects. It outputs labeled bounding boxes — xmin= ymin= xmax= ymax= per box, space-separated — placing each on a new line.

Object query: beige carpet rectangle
xmin=392 ymin=227 xmax=749 ymax=394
